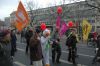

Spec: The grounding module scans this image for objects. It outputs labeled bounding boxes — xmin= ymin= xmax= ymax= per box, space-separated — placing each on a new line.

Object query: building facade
xmin=0 ymin=20 xmax=7 ymax=30
xmin=10 ymin=1 xmax=100 ymax=33
xmin=5 ymin=17 xmax=11 ymax=27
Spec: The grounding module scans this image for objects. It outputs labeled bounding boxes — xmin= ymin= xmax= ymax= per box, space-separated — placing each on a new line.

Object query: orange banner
xmin=15 ymin=20 xmax=23 ymax=31
xmin=15 ymin=1 xmax=29 ymax=31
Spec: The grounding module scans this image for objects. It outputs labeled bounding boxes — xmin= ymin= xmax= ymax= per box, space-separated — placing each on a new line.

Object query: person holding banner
xmin=51 ymin=30 xmax=61 ymax=64
xmin=66 ymin=29 xmax=78 ymax=65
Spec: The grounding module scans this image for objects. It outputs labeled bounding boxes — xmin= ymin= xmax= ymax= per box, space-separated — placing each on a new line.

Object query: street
xmin=13 ymin=35 xmax=100 ymax=66
xmin=0 ymin=0 xmax=100 ymax=66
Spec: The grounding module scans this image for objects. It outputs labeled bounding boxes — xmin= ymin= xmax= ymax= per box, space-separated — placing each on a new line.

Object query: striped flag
xmin=15 ymin=1 xmax=29 ymax=31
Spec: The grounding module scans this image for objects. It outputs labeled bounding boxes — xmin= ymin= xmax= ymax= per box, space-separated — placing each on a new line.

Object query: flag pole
xmin=95 ymin=16 xmax=97 ymax=32
xmin=18 ymin=0 xmax=21 ymax=2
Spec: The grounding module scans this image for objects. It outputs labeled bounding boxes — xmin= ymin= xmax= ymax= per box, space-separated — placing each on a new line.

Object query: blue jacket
xmin=11 ymin=33 xmax=17 ymax=44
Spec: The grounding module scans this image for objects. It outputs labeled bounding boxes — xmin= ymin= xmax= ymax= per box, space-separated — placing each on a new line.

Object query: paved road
xmin=13 ymin=35 xmax=100 ymax=66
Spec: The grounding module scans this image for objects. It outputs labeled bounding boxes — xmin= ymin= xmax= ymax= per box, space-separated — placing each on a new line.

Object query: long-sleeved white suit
xmin=41 ymin=36 xmax=50 ymax=65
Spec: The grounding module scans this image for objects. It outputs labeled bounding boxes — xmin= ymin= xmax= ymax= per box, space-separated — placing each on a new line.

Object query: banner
xmin=59 ymin=22 xmax=68 ymax=37
xmin=82 ymin=19 xmax=92 ymax=40
xmin=16 ymin=21 xmax=23 ymax=31
xmin=56 ymin=16 xmax=61 ymax=31
xmin=15 ymin=1 xmax=29 ymax=31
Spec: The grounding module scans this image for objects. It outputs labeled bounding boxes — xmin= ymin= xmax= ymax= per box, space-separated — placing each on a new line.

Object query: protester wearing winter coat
xmin=10 ymin=30 xmax=17 ymax=57
xmin=66 ymin=30 xmax=78 ymax=65
xmin=25 ymin=29 xmax=33 ymax=53
xmin=29 ymin=29 xmax=43 ymax=66
xmin=51 ymin=30 xmax=61 ymax=64
xmin=21 ymin=30 xmax=25 ymax=42
xmin=52 ymin=38 xmax=61 ymax=63
xmin=96 ymin=35 xmax=100 ymax=49
xmin=92 ymin=34 xmax=100 ymax=64
xmin=0 ymin=30 xmax=12 ymax=66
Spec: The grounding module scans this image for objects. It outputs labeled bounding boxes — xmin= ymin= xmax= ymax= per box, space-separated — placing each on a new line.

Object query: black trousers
xmin=52 ymin=48 xmax=61 ymax=63
xmin=26 ymin=39 xmax=29 ymax=53
xmin=92 ymin=49 xmax=100 ymax=63
xmin=68 ymin=48 xmax=76 ymax=64
xmin=11 ymin=44 xmax=16 ymax=56
xmin=75 ymin=47 xmax=77 ymax=56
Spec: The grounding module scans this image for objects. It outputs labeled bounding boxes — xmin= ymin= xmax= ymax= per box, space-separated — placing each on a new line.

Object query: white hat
xmin=43 ymin=29 xmax=50 ymax=36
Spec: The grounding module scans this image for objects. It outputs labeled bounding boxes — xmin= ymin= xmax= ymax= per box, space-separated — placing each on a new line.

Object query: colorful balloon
xmin=68 ymin=21 xmax=74 ymax=27
xmin=57 ymin=6 xmax=62 ymax=14
xmin=40 ymin=23 xmax=46 ymax=30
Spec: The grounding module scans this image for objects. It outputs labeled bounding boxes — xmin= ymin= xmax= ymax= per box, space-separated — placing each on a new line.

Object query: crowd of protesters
xmin=0 ymin=28 xmax=100 ymax=66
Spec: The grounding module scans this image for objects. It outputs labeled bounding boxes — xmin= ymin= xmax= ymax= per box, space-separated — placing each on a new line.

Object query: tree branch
xmin=85 ymin=0 xmax=100 ymax=9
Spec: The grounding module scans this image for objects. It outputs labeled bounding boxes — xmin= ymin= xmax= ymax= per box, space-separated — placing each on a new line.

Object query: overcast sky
xmin=0 ymin=0 xmax=85 ymax=20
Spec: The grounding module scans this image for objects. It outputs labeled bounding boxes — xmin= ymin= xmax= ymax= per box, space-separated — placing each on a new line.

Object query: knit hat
xmin=0 ymin=30 xmax=10 ymax=37
xmin=35 ymin=28 xmax=41 ymax=33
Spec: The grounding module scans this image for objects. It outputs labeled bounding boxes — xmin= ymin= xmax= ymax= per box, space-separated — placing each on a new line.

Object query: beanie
xmin=35 ymin=28 xmax=41 ymax=33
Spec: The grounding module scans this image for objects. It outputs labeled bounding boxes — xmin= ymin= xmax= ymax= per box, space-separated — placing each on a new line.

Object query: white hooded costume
xmin=41 ymin=29 xmax=50 ymax=66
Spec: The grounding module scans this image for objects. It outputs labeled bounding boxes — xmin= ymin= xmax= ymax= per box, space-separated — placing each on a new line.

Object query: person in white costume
xmin=41 ymin=29 xmax=50 ymax=66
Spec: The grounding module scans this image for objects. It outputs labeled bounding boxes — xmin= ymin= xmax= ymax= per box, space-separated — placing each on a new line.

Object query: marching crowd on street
xmin=0 ymin=28 xmax=100 ymax=66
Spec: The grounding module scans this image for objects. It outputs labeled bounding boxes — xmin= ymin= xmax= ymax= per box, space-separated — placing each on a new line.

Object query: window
xmin=97 ymin=26 xmax=100 ymax=28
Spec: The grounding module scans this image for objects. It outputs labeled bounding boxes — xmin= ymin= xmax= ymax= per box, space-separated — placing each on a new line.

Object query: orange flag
xmin=15 ymin=20 xmax=23 ymax=31
xmin=15 ymin=1 xmax=29 ymax=31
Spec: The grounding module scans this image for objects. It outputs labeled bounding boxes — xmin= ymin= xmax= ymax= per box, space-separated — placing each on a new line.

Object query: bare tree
xmin=47 ymin=0 xmax=72 ymax=22
xmin=26 ymin=0 xmax=40 ymax=27
xmin=46 ymin=0 xmax=73 ymax=33
xmin=85 ymin=0 xmax=100 ymax=11
xmin=70 ymin=0 xmax=100 ymax=11
xmin=85 ymin=0 xmax=100 ymax=31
